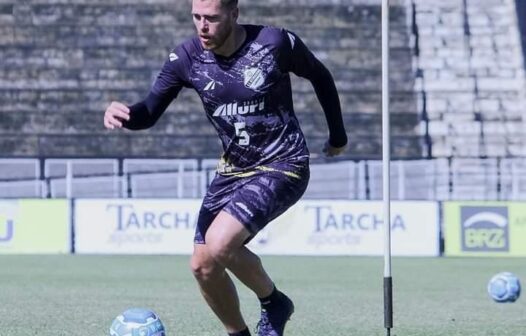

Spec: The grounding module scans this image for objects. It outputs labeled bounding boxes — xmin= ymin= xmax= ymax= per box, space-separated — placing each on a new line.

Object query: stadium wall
xmin=0 ymin=0 xmax=418 ymax=159
xmin=412 ymin=0 xmax=526 ymax=157
xmin=0 ymin=0 xmax=524 ymax=159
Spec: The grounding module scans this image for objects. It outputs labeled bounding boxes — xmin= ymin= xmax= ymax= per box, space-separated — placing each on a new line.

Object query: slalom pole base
xmin=384 ymin=276 xmax=393 ymax=329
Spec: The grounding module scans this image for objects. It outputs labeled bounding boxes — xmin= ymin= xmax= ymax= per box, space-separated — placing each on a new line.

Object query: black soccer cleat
xmin=255 ymin=292 xmax=295 ymax=336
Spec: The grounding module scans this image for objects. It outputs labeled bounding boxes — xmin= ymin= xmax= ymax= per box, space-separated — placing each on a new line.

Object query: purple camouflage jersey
xmin=123 ymin=24 xmax=346 ymax=240
xmin=151 ymin=25 xmax=323 ymax=173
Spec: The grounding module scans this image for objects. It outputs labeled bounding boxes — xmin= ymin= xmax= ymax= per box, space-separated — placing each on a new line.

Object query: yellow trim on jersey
xmin=255 ymin=166 xmax=301 ymax=179
xmin=217 ymin=165 xmax=302 ymax=179
xmin=215 ymin=153 xmax=303 ymax=179
xmin=219 ymin=171 xmax=258 ymax=178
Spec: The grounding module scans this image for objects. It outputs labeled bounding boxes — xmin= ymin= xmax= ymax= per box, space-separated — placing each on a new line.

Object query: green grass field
xmin=0 ymin=255 xmax=524 ymax=336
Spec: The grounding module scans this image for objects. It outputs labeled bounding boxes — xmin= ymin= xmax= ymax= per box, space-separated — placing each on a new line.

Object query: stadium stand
xmin=0 ymin=0 xmax=422 ymax=159
xmin=0 ymin=0 xmax=524 ymax=200
xmin=412 ymin=0 xmax=526 ymax=157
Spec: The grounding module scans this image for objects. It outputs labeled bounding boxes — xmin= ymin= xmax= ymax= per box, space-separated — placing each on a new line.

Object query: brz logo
xmin=461 ymin=206 xmax=509 ymax=252
xmin=0 ymin=218 xmax=14 ymax=243
xmin=244 ymin=67 xmax=265 ymax=90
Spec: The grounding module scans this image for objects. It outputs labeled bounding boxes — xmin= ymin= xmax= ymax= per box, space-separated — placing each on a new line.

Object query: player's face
xmin=191 ymin=0 xmax=237 ymax=51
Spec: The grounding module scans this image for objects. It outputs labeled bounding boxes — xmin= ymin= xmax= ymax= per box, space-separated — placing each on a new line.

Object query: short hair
xmin=220 ymin=0 xmax=238 ymax=9
xmin=194 ymin=0 xmax=238 ymax=10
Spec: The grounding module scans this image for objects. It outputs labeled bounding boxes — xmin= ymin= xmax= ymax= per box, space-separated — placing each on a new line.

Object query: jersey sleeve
xmin=151 ymin=44 xmax=193 ymax=99
xmin=123 ymin=44 xmax=193 ymax=130
xmin=278 ymin=30 xmax=323 ymax=80
xmin=278 ymin=30 xmax=348 ymax=148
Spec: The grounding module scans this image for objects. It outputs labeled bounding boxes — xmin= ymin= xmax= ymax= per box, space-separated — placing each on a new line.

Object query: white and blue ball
xmin=487 ymin=272 xmax=521 ymax=303
xmin=110 ymin=308 xmax=165 ymax=336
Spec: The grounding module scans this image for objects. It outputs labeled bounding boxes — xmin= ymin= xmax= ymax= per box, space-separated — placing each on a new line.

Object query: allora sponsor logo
xmin=461 ymin=206 xmax=509 ymax=252
xmin=212 ymin=98 xmax=265 ymax=117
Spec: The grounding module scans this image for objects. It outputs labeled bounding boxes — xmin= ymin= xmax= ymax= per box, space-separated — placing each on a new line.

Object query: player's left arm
xmin=280 ymin=30 xmax=348 ymax=157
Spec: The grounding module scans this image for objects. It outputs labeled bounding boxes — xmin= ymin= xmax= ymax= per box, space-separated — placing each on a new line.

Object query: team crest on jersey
xmin=244 ymin=67 xmax=266 ymax=90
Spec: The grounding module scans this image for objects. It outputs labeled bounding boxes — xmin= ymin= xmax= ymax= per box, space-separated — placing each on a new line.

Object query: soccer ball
xmin=487 ymin=272 xmax=521 ymax=303
xmin=109 ymin=308 xmax=165 ymax=336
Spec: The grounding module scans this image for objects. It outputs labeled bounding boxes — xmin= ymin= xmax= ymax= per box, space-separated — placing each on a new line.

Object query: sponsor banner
xmin=247 ymin=201 xmax=439 ymax=256
xmin=75 ymin=199 xmax=439 ymax=256
xmin=0 ymin=200 xmax=70 ymax=254
xmin=75 ymin=200 xmax=199 ymax=254
xmin=444 ymin=202 xmax=526 ymax=256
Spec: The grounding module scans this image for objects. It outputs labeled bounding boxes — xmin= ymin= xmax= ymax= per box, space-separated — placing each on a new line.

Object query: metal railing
xmin=0 ymin=157 xmax=525 ymax=200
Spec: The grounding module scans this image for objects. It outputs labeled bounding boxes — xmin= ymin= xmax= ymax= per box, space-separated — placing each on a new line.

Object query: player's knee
xmin=206 ymin=239 xmax=235 ymax=266
xmin=190 ymin=252 xmax=220 ymax=281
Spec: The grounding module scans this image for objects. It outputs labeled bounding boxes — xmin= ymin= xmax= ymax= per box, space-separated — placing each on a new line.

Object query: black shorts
xmin=194 ymin=161 xmax=309 ymax=244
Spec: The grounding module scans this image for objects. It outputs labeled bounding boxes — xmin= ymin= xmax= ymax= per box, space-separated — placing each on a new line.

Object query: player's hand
xmin=322 ymin=140 xmax=347 ymax=157
xmin=104 ymin=101 xmax=130 ymax=130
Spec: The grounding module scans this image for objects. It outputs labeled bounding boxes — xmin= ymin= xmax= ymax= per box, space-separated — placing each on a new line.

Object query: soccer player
xmin=103 ymin=0 xmax=347 ymax=335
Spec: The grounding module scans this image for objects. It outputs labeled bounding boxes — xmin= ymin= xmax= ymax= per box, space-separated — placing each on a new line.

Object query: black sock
xmin=258 ymin=285 xmax=282 ymax=307
xmin=228 ymin=327 xmax=251 ymax=336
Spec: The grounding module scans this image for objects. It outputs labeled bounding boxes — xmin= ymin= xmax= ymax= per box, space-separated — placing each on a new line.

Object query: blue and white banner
xmin=247 ymin=201 xmax=440 ymax=256
xmin=74 ymin=200 xmax=439 ymax=256
xmin=75 ymin=199 xmax=199 ymax=254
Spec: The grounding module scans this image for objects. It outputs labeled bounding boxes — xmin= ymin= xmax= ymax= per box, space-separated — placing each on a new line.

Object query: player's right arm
xmin=103 ymin=44 xmax=193 ymax=131
xmin=103 ymin=92 xmax=175 ymax=130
